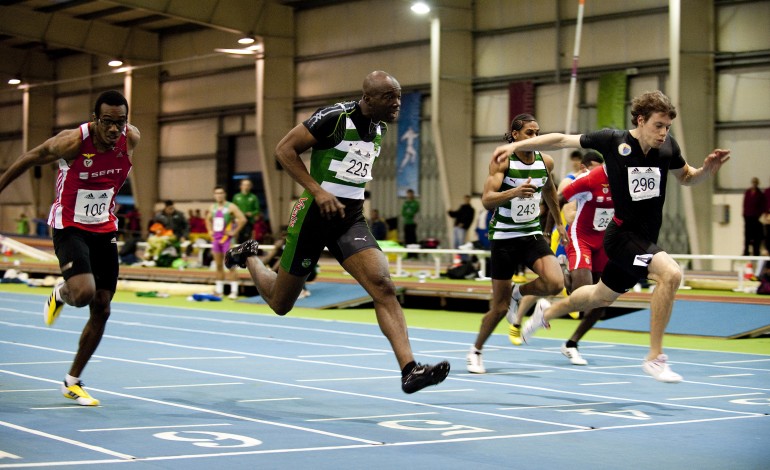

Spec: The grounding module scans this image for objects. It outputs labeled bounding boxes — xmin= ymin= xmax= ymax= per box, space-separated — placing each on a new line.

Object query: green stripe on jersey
xmin=489 ymin=151 xmax=549 ymax=240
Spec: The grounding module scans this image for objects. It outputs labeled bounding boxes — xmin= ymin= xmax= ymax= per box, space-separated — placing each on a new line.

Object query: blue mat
xmin=595 ymin=300 xmax=770 ymax=338
xmin=238 ymin=281 xmax=373 ymax=309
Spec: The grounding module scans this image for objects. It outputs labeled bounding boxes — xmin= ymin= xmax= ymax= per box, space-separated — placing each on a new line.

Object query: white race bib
xmin=627 ymin=167 xmax=661 ymax=201
xmin=510 ymin=196 xmax=540 ymax=223
xmin=212 ymin=216 xmax=225 ymax=232
xmin=331 ymin=145 xmax=376 ymax=184
xmin=74 ymin=188 xmax=113 ymax=224
xmin=592 ymin=208 xmax=615 ymax=231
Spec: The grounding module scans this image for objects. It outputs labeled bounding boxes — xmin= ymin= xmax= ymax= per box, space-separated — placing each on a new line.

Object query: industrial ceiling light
xmin=238 ymin=34 xmax=256 ymax=45
xmin=8 ymin=77 xmax=21 ymax=85
xmin=108 ymin=59 xmax=124 ymax=67
xmin=411 ymin=2 xmax=431 ymax=14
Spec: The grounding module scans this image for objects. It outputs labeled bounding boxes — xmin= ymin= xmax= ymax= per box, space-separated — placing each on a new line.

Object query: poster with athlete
xmin=396 ymin=92 xmax=421 ymax=197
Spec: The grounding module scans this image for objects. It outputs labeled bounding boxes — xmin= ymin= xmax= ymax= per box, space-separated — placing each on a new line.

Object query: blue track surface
xmin=595 ymin=300 xmax=770 ymax=337
xmin=238 ymin=282 xmax=372 ymax=309
xmin=1 ymin=291 xmax=769 ymax=469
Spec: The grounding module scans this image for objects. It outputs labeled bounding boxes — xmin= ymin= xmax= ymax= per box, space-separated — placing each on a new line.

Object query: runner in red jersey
xmin=559 ymin=160 xmax=613 ymax=365
xmin=0 ymin=90 xmax=140 ymax=405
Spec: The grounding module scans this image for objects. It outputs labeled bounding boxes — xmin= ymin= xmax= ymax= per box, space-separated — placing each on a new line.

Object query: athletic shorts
xmin=211 ymin=235 xmax=231 ymax=254
xmin=565 ymin=229 xmax=608 ymax=273
xmin=52 ymin=227 xmax=119 ymax=293
xmin=489 ymin=234 xmax=554 ymax=280
xmin=600 ymin=220 xmax=663 ymax=294
xmin=280 ymin=195 xmax=380 ymax=276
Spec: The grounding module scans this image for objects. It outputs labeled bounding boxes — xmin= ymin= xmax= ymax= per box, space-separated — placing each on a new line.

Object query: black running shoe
xmin=401 ymin=361 xmax=450 ymax=394
xmin=224 ymin=240 xmax=260 ymax=269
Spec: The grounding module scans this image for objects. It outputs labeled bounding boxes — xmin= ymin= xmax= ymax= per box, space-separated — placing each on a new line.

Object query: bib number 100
xmin=82 ymin=202 xmax=107 ymax=218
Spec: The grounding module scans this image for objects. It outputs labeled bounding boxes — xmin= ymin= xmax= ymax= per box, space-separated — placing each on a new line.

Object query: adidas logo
xmin=631 ymin=168 xmax=641 ymax=174
xmin=645 ymin=168 xmax=654 ymax=173
xmin=84 ymin=194 xmax=95 ymax=199
xmin=99 ymin=192 xmax=109 ymax=199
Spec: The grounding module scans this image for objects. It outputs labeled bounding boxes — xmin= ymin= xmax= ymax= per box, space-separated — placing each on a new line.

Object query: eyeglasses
xmin=98 ymin=118 xmax=127 ymax=129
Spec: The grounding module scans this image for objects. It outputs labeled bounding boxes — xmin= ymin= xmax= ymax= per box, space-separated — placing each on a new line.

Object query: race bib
xmin=510 ymin=196 xmax=540 ymax=223
xmin=592 ymin=208 xmax=615 ymax=231
xmin=627 ymin=167 xmax=661 ymax=201
xmin=331 ymin=145 xmax=376 ymax=184
xmin=74 ymin=188 xmax=113 ymax=224
xmin=212 ymin=216 xmax=225 ymax=233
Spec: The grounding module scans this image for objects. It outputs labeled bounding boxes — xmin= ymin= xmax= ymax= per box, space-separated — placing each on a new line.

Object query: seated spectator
xmin=152 ymin=200 xmax=189 ymax=242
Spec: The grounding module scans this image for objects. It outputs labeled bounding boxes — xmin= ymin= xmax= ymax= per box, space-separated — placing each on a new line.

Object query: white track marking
xmin=0 ymin=420 xmax=135 ymax=460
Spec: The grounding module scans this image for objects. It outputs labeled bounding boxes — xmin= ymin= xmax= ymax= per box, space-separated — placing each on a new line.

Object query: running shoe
xmin=466 ymin=347 xmax=486 ymax=374
xmin=521 ymin=298 xmax=551 ymax=343
xmin=508 ymin=324 xmax=523 ymax=346
xmin=402 ymin=361 xmax=450 ymax=393
xmin=44 ymin=282 xmax=65 ymax=327
xmin=561 ymin=343 xmax=588 ymax=365
xmin=62 ymin=381 xmax=100 ymax=406
xmin=224 ymin=240 xmax=260 ymax=269
xmin=642 ymin=354 xmax=683 ymax=383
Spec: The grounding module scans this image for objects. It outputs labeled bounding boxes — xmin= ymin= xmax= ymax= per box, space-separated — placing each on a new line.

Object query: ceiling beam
xmin=0 ymin=5 xmax=159 ymax=62
xmin=0 ymin=44 xmax=56 ymax=81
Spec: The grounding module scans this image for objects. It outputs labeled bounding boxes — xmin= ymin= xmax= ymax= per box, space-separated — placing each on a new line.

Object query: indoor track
xmin=1 ymin=291 xmax=768 ymax=469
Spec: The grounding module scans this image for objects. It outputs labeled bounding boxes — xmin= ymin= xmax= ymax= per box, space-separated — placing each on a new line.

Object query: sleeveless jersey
xmin=210 ymin=202 xmax=234 ymax=241
xmin=561 ymin=165 xmax=615 ymax=239
xmin=48 ymin=123 xmax=132 ymax=233
xmin=488 ymin=151 xmax=549 ymax=240
xmin=306 ymin=102 xmax=382 ymax=200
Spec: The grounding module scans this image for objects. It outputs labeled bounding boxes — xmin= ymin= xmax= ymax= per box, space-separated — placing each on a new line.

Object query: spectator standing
xmin=232 ymin=178 xmax=261 ymax=244
xmin=369 ymin=209 xmax=388 ymax=241
xmin=401 ymin=188 xmax=420 ymax=254
xmin=743 ymin=177 xmax=765 ymax=256
xmin=15 ymin=212 xmax=30 ymax=235
xmin=448 ymin=195 xmax=475 ymax=259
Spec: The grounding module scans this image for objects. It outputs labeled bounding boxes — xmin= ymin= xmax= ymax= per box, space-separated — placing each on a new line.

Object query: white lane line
xmin=418 ymin=348 xmax=502 ymax=353
xmin=499 ymin=401 xmax=613 ymax=411
xmin=238 ymin=397 xmax=303 ymax=403
xmin=0 ymin=419 xmax=135 ymax=460
xmin=307 ymin=412 xmax=438 ymax=422
xmin=124 ymin=382 xmax=243 ymax=390
xmin=0 ymin=369 xmax=384 ymax=445
xmin=587 ymin=365 xmax=642 ymax=370
xmin=297 ymin=353 xmax=387 ymax=358
xmin=80 ymin=423 xmax=232 ymax=432
xmin=296 ymin=376 xmax=397 ymax=382
xmin=579 ymin=382 xmax=632 ymax=386
xmin=31 ymin=406 xmax=98 ymax=410
xmin=0 ymin=361 xmax=86 ymax=366
xmin=149 ymin=356 xmax=246 ymax=361
xmin=667 ymin=392 xmax=764 ymax=401
xmin=0 ymin=388 xmax=55 ymax=393
xmin=708 ymin=373 xmax=754 ymax=378
xmin=715 ymin=358 xmax=770 ymax=364
xmin=419 ymin=389 xmax=474 ymax=393
xmin=456 ymin=370 xmax=553 ymax=376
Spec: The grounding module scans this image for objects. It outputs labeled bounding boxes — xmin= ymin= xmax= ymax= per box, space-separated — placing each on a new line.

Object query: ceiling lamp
xmin=411 ymin=2 xmax=431 ymax=14
xmin=8 ymin=77 xmax=21 ymax=85
xmin=238 ymin=35 xmax=256 ymax=45
xmin=108 ymin=59 xmax=124 ymax=67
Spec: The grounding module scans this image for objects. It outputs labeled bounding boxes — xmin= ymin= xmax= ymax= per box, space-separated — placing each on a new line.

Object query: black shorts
xmin=52 ymin=227 xmax=119 ymax=293
xmin=600 ymin=220 xmax=663 ymax=293
xmin=279 ymin=195 xmax=380 ymax=276
xmin=489 ymin=234 xmax=554 ymax=280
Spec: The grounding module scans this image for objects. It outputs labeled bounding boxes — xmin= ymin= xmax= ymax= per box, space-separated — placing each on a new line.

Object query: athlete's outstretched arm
xmin=672 ymin=149 xmax=731 ymax=186
xmin=0 ymin=128 xmax=81 ymax=194
xmin=491 ymin=133 xmax=584 ymax=165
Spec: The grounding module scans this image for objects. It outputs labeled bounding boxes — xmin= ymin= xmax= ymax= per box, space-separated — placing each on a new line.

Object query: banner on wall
xmin=508 ymin=81 xmax=535 ymax=124
xmin=396 ymin=92 xmax=422 ymax=197
xmin=597 ymin=71 xmax=628 ymax=130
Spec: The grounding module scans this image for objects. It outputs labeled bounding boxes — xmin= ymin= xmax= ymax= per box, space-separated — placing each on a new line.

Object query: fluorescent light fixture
xmin=411 ymin=2 xmax=431 ymax=14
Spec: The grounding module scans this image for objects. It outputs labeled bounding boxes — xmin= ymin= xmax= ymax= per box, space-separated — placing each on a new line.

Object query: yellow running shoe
xmin=43 ymin=283 xmax=65 ymax=327
xmin=62 ymin=381 xmax=100 ymax=406
xmin=508 ymin=324 xmax=523 ymax=346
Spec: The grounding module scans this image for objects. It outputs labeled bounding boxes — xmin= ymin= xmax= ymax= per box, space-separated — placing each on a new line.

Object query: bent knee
xmin=544 ymin=277 xmax=564 ymax=295
xmin=69 ymin=289 xmax=96 ymax=308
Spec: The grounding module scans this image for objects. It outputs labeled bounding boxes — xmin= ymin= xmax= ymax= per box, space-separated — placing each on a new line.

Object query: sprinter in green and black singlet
xmin=466 ymin=114 xmax=568 ymax=374
xmin=223 ymin=71 xmax=449 ymax=394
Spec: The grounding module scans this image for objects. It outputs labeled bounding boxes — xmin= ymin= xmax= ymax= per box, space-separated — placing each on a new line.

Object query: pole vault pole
xmin=559 ymin=0 xmax=585 ymax=180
